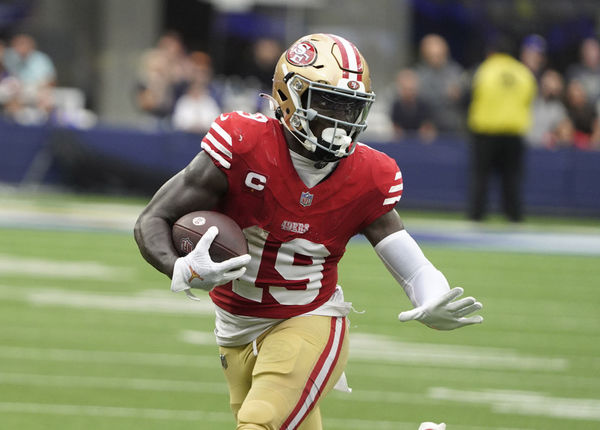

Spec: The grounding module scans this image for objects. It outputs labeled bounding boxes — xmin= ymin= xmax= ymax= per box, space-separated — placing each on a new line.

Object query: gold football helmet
xmin=272 ymin=33 xmax=376 ymax=160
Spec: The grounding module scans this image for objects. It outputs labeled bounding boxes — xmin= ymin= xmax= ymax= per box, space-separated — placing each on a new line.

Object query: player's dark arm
xmin=134 ymin=151 xmax=227 ymax=278
xmin=362 ymin=209 xmax=405 ymax=246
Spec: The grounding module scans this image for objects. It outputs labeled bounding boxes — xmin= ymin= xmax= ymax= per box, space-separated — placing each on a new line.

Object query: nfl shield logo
xmin=299 ymin=191 xmax=314 ymax=207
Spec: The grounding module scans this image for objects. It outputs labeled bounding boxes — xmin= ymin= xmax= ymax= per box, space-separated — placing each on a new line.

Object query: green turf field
xmin=0 ymin=195 xmax=599 ymax=429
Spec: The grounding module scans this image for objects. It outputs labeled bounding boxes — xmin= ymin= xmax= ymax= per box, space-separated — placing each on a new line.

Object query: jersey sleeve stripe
xmin=383 ymin=195 xmax=402 ymax=206
xmin=389 ymin=183 xmax=404 ymax=193
xmin=211 ymin=122 xmax=233 ymax=146
xmin=201 ymin=141 xmax=231 ymax=169
xmin=382 ymin=170 xmax=403 ymax=206
xmin=205 ymin=131 xmax=233 ymax=158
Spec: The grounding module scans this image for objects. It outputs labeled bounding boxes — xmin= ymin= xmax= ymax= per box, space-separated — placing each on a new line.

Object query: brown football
xmin=172 ymin=211 xmax=248 ymax=262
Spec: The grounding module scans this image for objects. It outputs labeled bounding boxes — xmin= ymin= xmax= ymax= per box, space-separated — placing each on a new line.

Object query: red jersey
xmin=201 ymin=111 xmax=403 ymax=319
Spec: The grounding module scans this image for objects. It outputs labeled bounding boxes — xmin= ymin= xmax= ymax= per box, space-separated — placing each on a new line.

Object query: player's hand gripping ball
xmin=171 ymin=211 xmax=250 ymax=295
xmin=172 ymin=211 xmax=248 ymax=261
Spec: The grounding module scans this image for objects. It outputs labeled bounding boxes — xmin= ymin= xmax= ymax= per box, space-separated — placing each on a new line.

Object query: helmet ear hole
xmin=277 ymin=89 xmax=288 ymax=102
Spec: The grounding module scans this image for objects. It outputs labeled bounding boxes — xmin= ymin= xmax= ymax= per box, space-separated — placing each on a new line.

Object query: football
xmin=172 ymin=211 xmax=248 ymax=262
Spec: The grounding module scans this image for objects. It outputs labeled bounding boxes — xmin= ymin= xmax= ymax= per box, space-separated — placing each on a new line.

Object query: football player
xmin=134 ymin=33 xmax=483 ymax=430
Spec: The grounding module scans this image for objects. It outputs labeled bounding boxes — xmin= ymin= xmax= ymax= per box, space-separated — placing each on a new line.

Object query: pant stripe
xmin=280 ymin=317 xmax=346 ymax=430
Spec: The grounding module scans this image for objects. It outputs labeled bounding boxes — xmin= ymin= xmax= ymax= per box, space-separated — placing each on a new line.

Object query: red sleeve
xmin=200 ymin=111 xmax=273 ymax=173
xmin=200 ymin=112 xmax=238 ymax=172
xmin=356 ymin=145 xmax=403 ymax=230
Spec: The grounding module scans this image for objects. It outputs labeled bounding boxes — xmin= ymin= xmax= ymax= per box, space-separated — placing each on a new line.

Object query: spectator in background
xmin=3 ymin=33 xmax=56 ymax=89
xmin=566 ymin=37 xmax=600 ymax=108
xmin=135 ymin=31 xmax=189 ymax=127
xmin=526 ymin=69 xmax=573 ymax=149
xmin=519 ymin=34 xmax=547 ymax=83
xmin=0 ymin=39 xmax=7 ymax=82
xmin=564 ymin=79 xmax=600 ymax=150
xmin=467 ymin=36 xmax=537 ymax=222
xmin=246 ymin=38 xmax=282 ymax=92
xmin=243 ymin=37 xmax=283 ymax=114
xmin=390 ymin=68 xmax=437 ymax=142
xmin=0 ymin=39 xmax=15 ymax=113
xmin=415 ymin=34 xmax=466 ymax=134
xmin=172 ymin=51 xmax=221 ymax=134
xmin=1 ymin=33 xmax=57 ymax=124
xmin=156 ymin=31 xmax=191 ymax=87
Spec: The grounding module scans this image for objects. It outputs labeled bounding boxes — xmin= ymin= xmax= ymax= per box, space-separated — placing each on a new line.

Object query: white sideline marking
xmin=0 ymin=401 xmax=527 ymax=429
xmin=0 ymin=202 xmax=139 ymax=232
xmin=181 ymin=330 xmax=220 ymax=345
xmin=0 ymin=346 xmax=218 ymax=368
xmin=4 ymin=366 xmax=592 ymax=425
xmin=0 ymin=402 xmax=232 ymax=422
xmin=0 ymin=285 xmax=215 ymax=315
xmin=182 ymin=330 xmax=568 ymax=372
xmin=27 ymin=288 xmax=214 ymax=315
xmin=349 ymin=333 xmax=567 ymax=371
xmin=325 ymin=417 xmax=528 ymax=430
xmin=0 ymin=255 xmax=132 ymax=280
xmin=430 ymin=387 xmax=600 ymax=421
xmin=0 ymin=372 xmax=228 ymax=394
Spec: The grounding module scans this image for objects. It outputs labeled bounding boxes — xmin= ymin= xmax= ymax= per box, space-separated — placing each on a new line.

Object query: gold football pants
xmin=218 ymin=315 xmax=349 ymax=430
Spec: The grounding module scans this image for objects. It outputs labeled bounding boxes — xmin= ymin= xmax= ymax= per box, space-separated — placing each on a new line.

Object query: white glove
xmin=418 ymin=422 xmax=446 ymax=430
xmin=171 ymin=226 xmax=251 ymax=293
xmin=398 ymin=287 xmax=483 ymax=330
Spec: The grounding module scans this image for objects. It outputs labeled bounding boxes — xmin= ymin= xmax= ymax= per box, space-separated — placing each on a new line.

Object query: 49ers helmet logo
xmin=286 ymin=41 xmax=317 ymax=66
xmin=347 ymin=80 xmax=360 ymax=90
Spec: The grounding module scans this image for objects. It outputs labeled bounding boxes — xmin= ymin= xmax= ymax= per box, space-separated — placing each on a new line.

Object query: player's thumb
xmin=398 ymin=306 xmax=424 ymax=322
xmin=196 ymin=226 xmax=219 ymax=252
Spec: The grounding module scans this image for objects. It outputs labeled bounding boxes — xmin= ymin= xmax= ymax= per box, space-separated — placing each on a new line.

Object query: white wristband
xmin=374 ymin=230 xmax=450 ymax=306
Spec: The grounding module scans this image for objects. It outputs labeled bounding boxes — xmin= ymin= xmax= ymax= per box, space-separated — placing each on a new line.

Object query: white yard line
xmin=0 ymin=401 xmax=231 ymax=422
xmin=27 ymin=288 xmax=214 ymax=315
xmin=0 ymin=400 xmax=530 ymax=430
xmin=430 ymin=387 xmax=600 ymax=421
xmin=182 ymin=329 xmax=568 ymax=372
xmin=0 ymin=255 xmax=133 ymax=280
xmin=0 ymin=346 xmax=217 ymax=368
xmin=0 ymin=372 xmax=227 ymax=393
xmin=0 ymin=285 xmax=213 ymax=315
xmin=348 ymin=333 xmax=568 ymax=371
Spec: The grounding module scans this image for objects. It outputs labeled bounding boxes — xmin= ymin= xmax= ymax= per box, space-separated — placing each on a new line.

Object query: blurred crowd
xmin=0 ymin=33 xmax=96 ymax=128
xmin=133 ymin=31 xmax=277 ymax=132
xmin=1 ymin=30 xmax=599 ymax=150
xmin=390 ymin=33 xmax=600 ymax=151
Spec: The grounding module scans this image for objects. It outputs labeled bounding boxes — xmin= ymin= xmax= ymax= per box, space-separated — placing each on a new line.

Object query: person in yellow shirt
xmin=467 ymin=36 xmax=537 ymax=222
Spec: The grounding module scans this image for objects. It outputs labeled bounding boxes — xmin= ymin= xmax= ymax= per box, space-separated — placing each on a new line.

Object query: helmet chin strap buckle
xmin=302 ymin=138 xmax=317 ymax=152
xmin=321 ymin=127 xmax=352 ymax=157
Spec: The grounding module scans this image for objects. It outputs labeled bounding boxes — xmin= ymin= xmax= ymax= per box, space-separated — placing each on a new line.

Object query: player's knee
xmin=237 ymin=399 xmax=277 ymax=429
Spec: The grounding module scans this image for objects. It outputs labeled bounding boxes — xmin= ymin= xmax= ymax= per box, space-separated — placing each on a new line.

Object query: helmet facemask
xmin=286 ymin=74 xmax=375 ymax=160
xmin=271 ymin=33 xmax=376 ymax=162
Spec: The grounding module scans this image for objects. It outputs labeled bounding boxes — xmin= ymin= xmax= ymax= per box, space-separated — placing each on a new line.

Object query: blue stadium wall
xmin=1 ymin=120 xmax=599 ymax=217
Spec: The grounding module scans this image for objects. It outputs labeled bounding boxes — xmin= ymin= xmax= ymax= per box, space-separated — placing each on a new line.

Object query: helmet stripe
xmin=327 ymin=34 xmax=363 ymax=82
